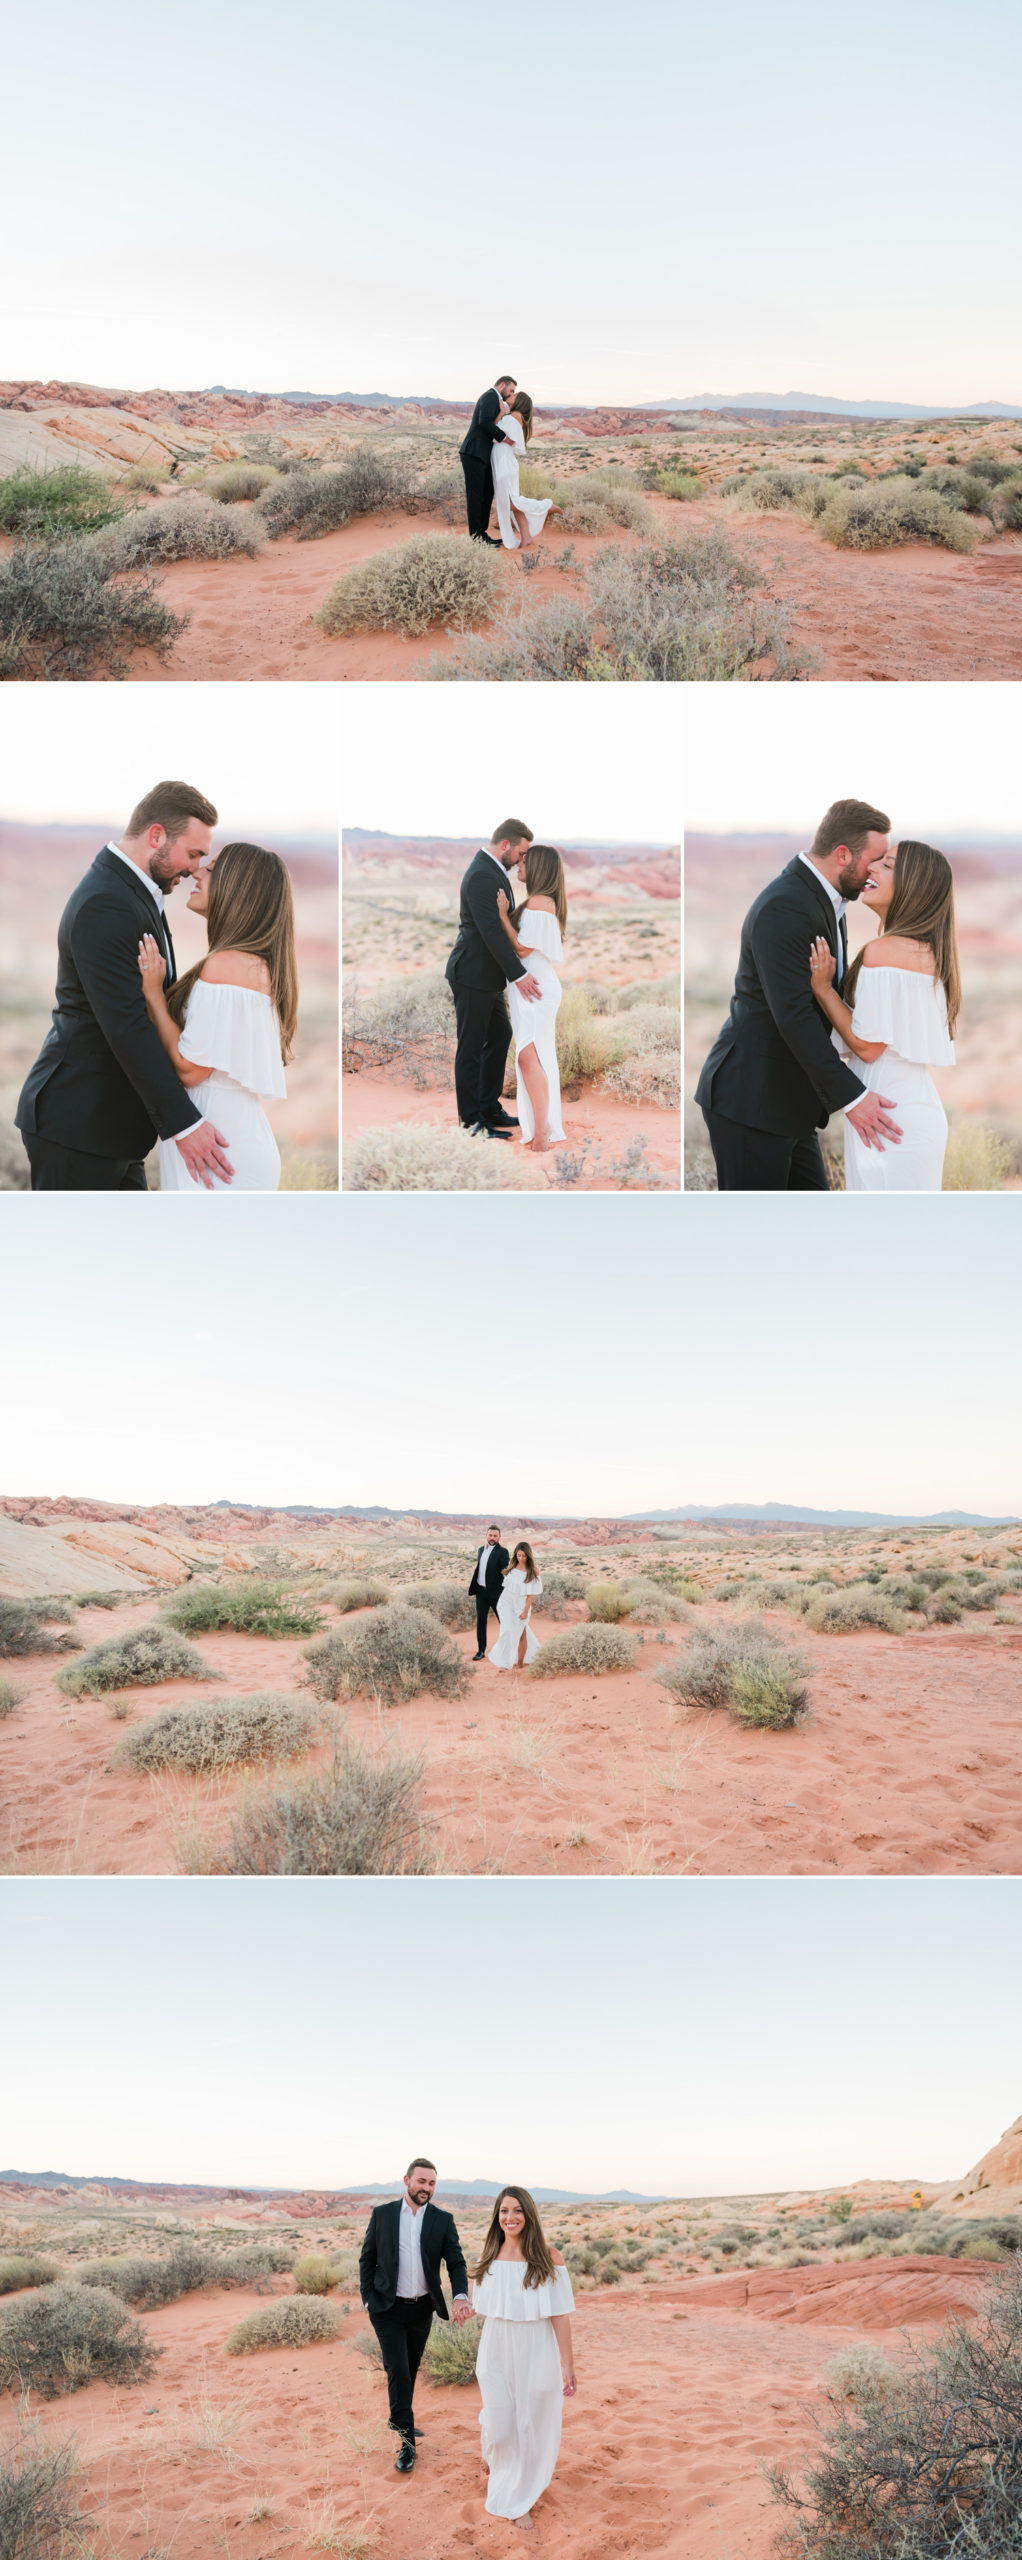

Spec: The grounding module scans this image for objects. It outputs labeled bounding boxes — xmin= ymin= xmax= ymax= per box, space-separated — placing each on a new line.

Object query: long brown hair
xmin=473 ymin=2187 xmax=556 ymax=2292
xmin=845 ymin=840 xmax=960 ymax=1034
xmin=511 ymin=392 xmax=534 ymax=444
xmin=508 ymin=1541 xmax=538 ymax=1582
xmin=167 ymin=842 xmax=299 ymax=1060
xmin=515 ymin=844 xmax=567 ymax=937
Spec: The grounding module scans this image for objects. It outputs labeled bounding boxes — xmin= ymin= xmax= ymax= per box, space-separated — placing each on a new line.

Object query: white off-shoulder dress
xmin=489 ymin=1570 xmax=543 ymax=1668
xmin=508 ymin=907 xmax=565 ymax=1143
xmin=491 ymin=414 xmax=554 ymax=550
xmin=844 ymin=968 xmax=954 ymax=1193
xmin=158 ymin=981 xmax=286 ymax=1192
xmin=472 ymin=2260 xmax=575 ymax=2520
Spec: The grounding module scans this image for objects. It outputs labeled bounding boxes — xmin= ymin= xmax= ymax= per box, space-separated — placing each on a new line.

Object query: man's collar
xmin=106 ymin=841 xmax=166 ymax=913
xmin=798 ymin=851 xmax=846 ymax=917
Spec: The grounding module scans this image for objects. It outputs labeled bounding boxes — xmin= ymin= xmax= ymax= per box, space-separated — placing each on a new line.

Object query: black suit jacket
xmin=695 ymin=856 xmax=866 ymax=1137
xmin=459 ymin=388 xmax=513 ymax=467
xmin=17 ymin=847 xmax=202 ymax=1158
xmin=446 ymin=852 xmax=527 ymax=996
xmin=469 ymin=1542 xmax=510 ymax=1598
xmin=360 ymin=2200 xmax=468 ymax=2322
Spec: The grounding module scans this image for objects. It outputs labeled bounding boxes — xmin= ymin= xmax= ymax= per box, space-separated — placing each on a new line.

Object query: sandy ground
xmin=67 ymin=490 xmax=1022 ymax=685
xmin=342 ymin=1069 xmax=680 ymax=1190
xmin=0 ymin=2256 xmax=994 ymax=2560
xmin=4 ymin=1593 xmax=1020 ymax=1878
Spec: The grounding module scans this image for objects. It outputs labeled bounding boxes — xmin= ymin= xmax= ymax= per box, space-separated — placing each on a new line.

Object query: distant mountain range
xmin=630 ymin=1505 xmax=1018 ymax=1529
xmin=209 ymin=386 xmax=1022 ymax=421
xmin=0 ymin=2171 xmax=663 ymax=2206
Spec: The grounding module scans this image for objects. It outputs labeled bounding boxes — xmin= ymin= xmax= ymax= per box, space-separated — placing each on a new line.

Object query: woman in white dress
xmin=497 ymin=845 xmax=567 ymax=1151
xmin=489 ymin=1543 xmax=543 ymax=1670
xmin=808 ymin=840 xmax=959 ymax=1193
xmin=491 ymin=393 xmax=557 ymax=551
xmin=472 ymin=2185 xmax=576 ymax=2531
xmin=137 ymin=841 xmax=297 ymax=1192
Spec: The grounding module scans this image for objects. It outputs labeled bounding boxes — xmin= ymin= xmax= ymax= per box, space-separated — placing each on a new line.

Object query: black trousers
xmin=451 ymin=981 xmax=512 ymax=1127
xmin=461 ymin=454 xmax=494 ymax=538
xmin=20 ymin=1131 xmax=148 ymax=1192
xmin=475 ymin=1589 xmax=498 ymax=1653
xmin=369 ymin=2296 xmax=434 ymax=2441
xmin=701 ymin=1106 xmax=830 ymax=1192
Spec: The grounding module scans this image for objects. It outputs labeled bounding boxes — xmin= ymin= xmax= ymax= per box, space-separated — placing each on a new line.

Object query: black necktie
xmin=838 ymin=914 xmax=848 ymax=990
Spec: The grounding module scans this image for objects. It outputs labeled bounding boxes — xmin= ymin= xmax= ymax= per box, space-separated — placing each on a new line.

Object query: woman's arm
xmin=137 ymin=936 xmax=211 ymax=1087
xmin=550 ymin=2313 xmax=576 ymax=2392
xmin=496 ymin=887 xmax=530 ymax=959
xmin=809 ymin=937 xmax=887 ymax=1064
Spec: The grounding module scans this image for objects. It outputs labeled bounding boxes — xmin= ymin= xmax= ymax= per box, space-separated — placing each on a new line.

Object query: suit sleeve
xmin=443 ymin=2214 xmax=469 ymax=2300
xmin=359 ymin=2209 xmax=378 ymax=2305
xmin=464 ymin=869 xmax=525 ymax=982
xmin=69 ymin=896 xmax=202 ymax=1140
xmin=477 ymin=389 xmax=512 ymax=449
xmin=750 ymin=901 xmax=865 ymax=1110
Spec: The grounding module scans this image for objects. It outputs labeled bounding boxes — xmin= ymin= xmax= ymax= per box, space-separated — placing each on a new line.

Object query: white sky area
xmin=341 ymin=690 xmax=679 ymax=843
xmin=1 ymin=0 xmax=1018 ymax=402
xmin=0 ymin=1196 xmax=1018 ymax=1517
xmin=0 ymin=687 xmax=335 ymax=837
xmin=4 ymin=1880 xmax=1018 ymax=2194
xmin=684 ymin=686 xmax=1022 ymax=838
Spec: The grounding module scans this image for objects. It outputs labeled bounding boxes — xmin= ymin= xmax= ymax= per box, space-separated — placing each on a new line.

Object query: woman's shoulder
xmin=861 ymin=936 xmax=934 ymax=975
xmin=550 ymin=2249 xmax=564 ymax=2265
xmin=526 ymin=896 xmax=558 ymax=914
xmin=200 ymin=949 xmax=272 ymax=994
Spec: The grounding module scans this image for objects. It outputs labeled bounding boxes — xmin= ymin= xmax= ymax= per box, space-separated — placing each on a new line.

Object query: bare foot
xmin=513 ymin=2517 xmax=535 ymax=2533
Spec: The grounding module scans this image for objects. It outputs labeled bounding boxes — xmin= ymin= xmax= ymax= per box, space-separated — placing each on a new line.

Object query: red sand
xmin=0 ymin=2257 xmax=992 ymax=2560
xmin=342 ymin=1068 xmax=681 ymax=1190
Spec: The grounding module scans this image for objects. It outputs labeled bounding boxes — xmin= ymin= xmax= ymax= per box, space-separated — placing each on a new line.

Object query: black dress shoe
xmin=395 ymin=2440 xmax=416 ymax=2472
xmin=472 ymin=1651 xmax=486 ymax=1661
xmin=489 ymin=1109 xmax=520 ymax=1128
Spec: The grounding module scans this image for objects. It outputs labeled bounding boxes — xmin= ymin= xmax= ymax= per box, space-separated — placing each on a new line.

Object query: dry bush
xmin=0 ymin=2283 xmax=157 ymax=2399
xmin=208 ymin=461 xmax=277 ymax=502
xmin=0 ymin=537 xmax=181 ymax=679
xmin=94 ymin=495 xmax=261 ymax=567
xmin=73 ymin=1588 xmax=127 ymax=1610
xmin=0 ymin=461 xmax=121 ymax=536
xmin=540 ymin=1568 xmax=587 ymax=1604
xmin=0 ymin=2409 xmax=83 ymax=2557
xmin=224 ymin=2297 xmax=339 ymax=2355
xmin=410 ymin=463 xmax=464 ymax=515
xmin=823 ymin=2342 xmax=901 ymax=2401
xmin=654 ymin=469 xmax=704 ymax=499
xmin=589 ymin=533 xmax=806 ymax=678
xmin=422 ymin=2319 xmax=479 ymax=2385
xmin=122 ymin=458 xmax=165 ymax=493
xmin=291 ymin=2256 xmax=337 ymax=2295
xmin=555 ymin=985 xmax=629 ymax=1087
xmin=820 ymin=477 xmax=981 ymax=553
xmin=802 ymin=1583 xmax=908 ymax=1634
xmin=320 ymin=1577 xmax=391 ymax=1611
xmin=394 ymin=1579 xmax=475 ymax=1631
xmin=116 ymin=1693 xmax=316 ymax=1774
xmin=217 ymin=1736 xmax=427 ymax=1875
xmin=0 ymin=1598 xmax=78 ymax=1659
xmin=0 ymin=1680 xmax=16 ymax=1717
xmin=306 ymin=1606 xmax=468 ymax=1705
xmin=342 ymin=974 xmax=455 ymax=1080
xmin=79 ymin=2243 xmax=290 ymax=2307
xmin=942 ymin=1121 xmax=1015 ymax=1190
xmin=317 ymin=532 xmax=500 ymax=636
xmin=557 ymin=472 xmax=650 ymax=534
xmin=660 ymin=1622 xmax=810 ymax=1729
xmin=163 ymin=1577 xmax=322 ymax=1638
xmin=722 ymin=466 xmax=822 ymax=514
xmin=260 ymin=445 xmax=414 ymax=539
xmin=56 ymin=1623 xmax=211 ymax=1696
xmin=343 ymin=1126 xmax=542 ymax=1189
xmin=585 ymin=1582 xmax=634 ymax=1622
xmin=529 ymin=1625 xmax=638 ymax=1676
xmin=0 ymin=2256 xmax=61 ymax=2294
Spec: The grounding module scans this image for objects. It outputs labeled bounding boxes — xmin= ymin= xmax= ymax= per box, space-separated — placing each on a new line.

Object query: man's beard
xmin=148 ymin=849 xmax=185 ymax=893
xmin=836 ymin=857 xmax=869 ymax=898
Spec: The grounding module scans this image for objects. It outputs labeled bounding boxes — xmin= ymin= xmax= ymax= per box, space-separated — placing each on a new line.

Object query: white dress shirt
xmin=107 ymin=843 xmax=203 ymax=1144
xmin=798 ymin=852 xmax=863 ymax=1110
xmin=397 ymin=2197 xmax=430 ymax=2298
xmin=478 ymin=1543 xmax=495 ymax=1589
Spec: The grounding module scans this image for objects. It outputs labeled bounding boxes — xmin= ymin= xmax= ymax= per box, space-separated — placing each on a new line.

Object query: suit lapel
xmin=790 ymin=857 xmax=843 ymax=977
xmin=95 ymin=846 xmax=176 ymax=984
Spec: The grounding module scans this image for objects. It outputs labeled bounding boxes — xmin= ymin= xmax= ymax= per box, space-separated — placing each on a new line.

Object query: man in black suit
xmin=695 ymin=799 xmax=904 ymax=1189
xmin=17 ymin=779 xmax=235 ymax=1191
xmin=360 ymin=2158 xmax=473 ymax=2473
xmin=469 ymin=1524 xmax=510 ymax=1658
xmin=445 ymin=821 xmax=542 ymax=1133
xmin=459 ymin=375 xmax=517 ymax=541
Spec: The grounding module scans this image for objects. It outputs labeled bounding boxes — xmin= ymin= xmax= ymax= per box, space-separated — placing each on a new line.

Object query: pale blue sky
xmin=1 ymin=0 xmax=1018 ymax=401
xmin=685 ymin=685 xmax=1022 ymax=836
xmin=0 ymin=1196 xmax=1018 ymax=1517
xmin=3 ymin=1880 xmax=1018 ymax=2193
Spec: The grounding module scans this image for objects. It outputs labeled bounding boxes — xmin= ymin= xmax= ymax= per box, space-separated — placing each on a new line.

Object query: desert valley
xmin=3 ymin=1497 xmax=1020 ymax=1880
xmin=2 ymin=386 xmax=1021 ymax=683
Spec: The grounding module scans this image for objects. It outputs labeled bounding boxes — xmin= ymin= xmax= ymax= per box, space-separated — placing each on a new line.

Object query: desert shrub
xmin=317 ymin=532 xmax=500 ymax=636
xmin=586 ymin=1582 xmax=635 ymax=1622
xmin=0 ymin=2257 xmax=61 ymax=2295
xmin=427 ymin=592 xmax=599 ymax=680
xmin=917 ymin=465 xmax=993 ymax=515
xmin=0 ymin=2283 xmax=156 ymax=2399
xmin=540 ymin=1568 xmax=587 ymax=1603
xmin=0 ymin=2410 xmax=82 ymax=2558
xmin=528 ymin=1625 xmax=638 ymax=1676
xmin=217 ymin=1735 xmax=427 ymax=1876
xmin=343 ymin=1127 xmax=541 ymax=1190
xmin=224 ymin=2297 xmax=338 ymax=2355
xmin=588 ymin=532 xmax=808 ymax=679
xmin=78 ymin=2243 xmax=290 ymax=2308
xmin=0 ymin=461 xmax=121 ymax=537
xmin=422 ymin=2319 xmax=479 ymax=2385
xmin=394 ymin=1579 xmax=475 ymax=1631
xmin=654 ymin=469 xmax=704 ymax=499
xmin=802 ymin=1583 xmax=908 ymax=1634
xmin=306 ymin=1605 xmax=468 ymax=1706
xmin=819 ymin=476 xmax=981 ymax=553
xmin=622 ymin=1583 xmax=691 ymax=1625
xmin=771 ymin=2263 xmax=1022 ymax=2559
xmin=0 ymin=1679 xmax=16 ymax=1717
xmin=659 ymin=1623 xmax=810 ymax=1729
xmin=122 ymin=458 xmax=165 ymax=492
xmin=342 ymin=973 xmax=454 ymax=1079
xmin=0 ymin=1598 xmax=75 ymax=1659
xmin=942 ymin=1121 xmax=1015 ymax=1190
xmin=73 ymin=1588 xmax=127 ymax=1610
xmin=116 ymin=1692 xmax=316 ymax=1774
xmin=823 ymin=2343 xmax=901 ymax=2401
xmin=558 ymin=470 xmax=650 ymax=533
xmin=411 ymin=463 xmax=464 ymax=513
xmin=0 ymin=537 xmax=181 ymax=679
xmin=555 ymin=985 xmax=629 ymax=1086
xmin=992 ymin=472 xmax=1022 ymax=532
xmin=208 ymin=461 xmax=277 ymax=502
xmin=163 ymin=1577 xmax=322 ymax=1638
xmin=95 ymin=496 xmax=261 ymax=567
xmin=56 ymin=1623 xmax=210 ymax=1696
xmin=260 ymin=445 xmax=414 ymax=540
xmin=321 ymin=1577 xmax=391 ymax=1612
xmin=291 ymin=2256 xmax=336 ymax=2295
xmin=927 ymin=1593 xmax=963 ymax=1623
xmin=722 ymin=466 xmax=823 ymax=515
